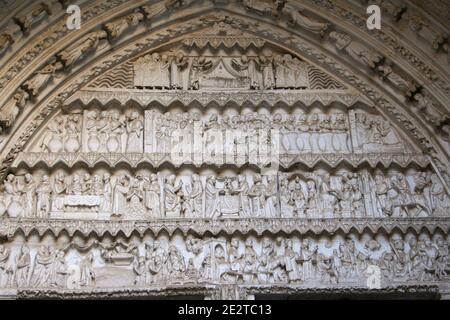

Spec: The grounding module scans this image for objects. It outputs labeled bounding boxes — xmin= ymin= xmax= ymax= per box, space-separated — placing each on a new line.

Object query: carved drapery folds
xmin=1 ymin=167 xmax=448 ymax=221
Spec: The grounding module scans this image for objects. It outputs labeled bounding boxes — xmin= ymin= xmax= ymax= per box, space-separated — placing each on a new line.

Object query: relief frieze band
xmin=0 ymin=229 xmax=448 ymax=292
xmin=66 ymin=89 xmax=367 ymax=108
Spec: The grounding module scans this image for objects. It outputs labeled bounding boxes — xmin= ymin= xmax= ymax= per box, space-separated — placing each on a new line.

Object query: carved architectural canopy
xmin=0 ymin=0 xmax=449 ymax=300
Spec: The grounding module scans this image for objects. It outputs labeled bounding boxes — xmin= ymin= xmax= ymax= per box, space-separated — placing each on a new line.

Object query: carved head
xmin=151 ymin=52 xmax=160 ymax=61
xmin=25 ymin=173 xmax=33 ymax=183
xmin=130 ymin=111 xmax=140 ymax=120
xmin=20 ymin=245 xmax=29 ymax=255
xmin=215 ymin=244 xmax=225 ymax=258
xmin=87 ymin=110 xmax=98 ymax=120
xmin=230 ymin=238 xmax=239 ymax=249
xmin=273 ymin=113 xmax=282 ymax=123
xmin=283 ymin=54 xmax=292 ymax=63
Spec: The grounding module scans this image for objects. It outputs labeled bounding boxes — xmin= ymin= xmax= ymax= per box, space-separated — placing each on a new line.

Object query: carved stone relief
xmin=0 ymin=231 xmax=448 ymax=291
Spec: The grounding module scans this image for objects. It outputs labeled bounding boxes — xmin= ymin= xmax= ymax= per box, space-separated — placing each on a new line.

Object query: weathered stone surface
xmin=0 ymin=0 xmax=449 ymax=300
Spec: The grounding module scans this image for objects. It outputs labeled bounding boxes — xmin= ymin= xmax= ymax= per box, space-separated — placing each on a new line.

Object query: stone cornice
xmin=1 ymin=217 xmax=448 ymax=238
xmin=12 ymin=152 xmax=430 ymax=170
xmin=66 ymin=88 xmax=369 ymax=108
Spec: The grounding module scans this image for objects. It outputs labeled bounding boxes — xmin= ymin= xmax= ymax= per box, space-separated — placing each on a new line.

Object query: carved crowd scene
xmin=0 ymin=231 xmax=448 ymax=290
xmin=0 ymin=167 xmax=448 ymax=221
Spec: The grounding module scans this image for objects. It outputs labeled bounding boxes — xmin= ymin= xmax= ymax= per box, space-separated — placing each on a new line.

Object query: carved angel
xmin=105 ymin=12 xmax=144 ymax=39
xmin=409 ymin=15 xmax=446 ymax=51
xmin=0 ymin=89 xmax=29 ymax=128
xmin=413 ymin=93 xmax=449 ymax=126
xmin=281 ymin=1 xmax=329 ymax=36
xmin=377 ymin=64 xmax=418 ymax=97
xmin=14 ymin=2 xmax=50 ymax=33
xmin=143 ymin=0 xmax=182 ymax=21
xmin=57 ymin=30 xmax=108 ymax=67
xmin=243 ymin=0 xmax=280 ymax=17
xmin=329 ymin=31 xmax=383 ymax=69
xmin=23 ymin=61 xmax=63 ymax=96
xmin=189 ymin=57 xmax=213 ymax=90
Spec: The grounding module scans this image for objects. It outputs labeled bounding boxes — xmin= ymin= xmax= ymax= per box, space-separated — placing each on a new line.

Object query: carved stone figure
xmin=413 ymin=93 xmax=448 ymax=127
xmin=281 ymin=1 xmax=329 ymax=36
xmin=170 ymin=52 xmax=188 ymax=89
xmin=4 ymin=174 xmax=24 ymax=218
xmin=143 ymin=174 xmax=161 ymax=218
xmin=164 ymin=175 xmax=182 ymax=218
xmin=142 ymin=0 xmax=181 ymax=21
xmin=31 ymin=244 xmax=56 ymax=287
xmin=0 ymin=89 xmax=29 ymax=128
xmin=105 ymin=12 xmax=144 ymax=39
xmin=58 ymin=30 xmax=108 ymax=67
xmin=0 ymin=245 xmax=12 ymax=287
xmin=189 ymin=57 xmax=213 ymax=90
xmin=231 ymin=55 xmax=261 ymax=89
xmin=126 ymin=112 xmax=144 ymax=152
xmin=258 ymin=55 xmax=275 ymax=89
xmin=248 ymin=175 xmax=266 ymax=217
xmin=23 ymin=61 xmax=63 ymax=96
xmin=36 ymin=175 xmax=51 ymax=218
xmin=14 ymin=2 xmax=50 ymax=32
xmin=409 ymin=16 xmax=446 ymax=51
xmin=112 ymin=175 xmax=130 ymax=217
xmin=0 ymin=33 xmax=14 ymax=54
xmin=329 ymin=31 xmax=383 ymax=69
xmin=183 ymin=174 xmax=203 ymax=218
xmin=243 ymin=0 xmax=279 ymax=16
xmin=274 ymin=54 xmax=309 ymax=89
xmin=15 ymin=245 xmax=30 ymax=287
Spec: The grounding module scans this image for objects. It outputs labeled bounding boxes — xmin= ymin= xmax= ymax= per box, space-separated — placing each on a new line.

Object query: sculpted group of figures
xmin=133 ymin=52 xmax=310 ymax=90
xmin=149 ymin=111 xmax=352 ymax=156
xmin=39 ymin=110 xmax=144 ymax=153
xmin=36 ymin=110 xmax=404 ymax=157
xmin=0 ymin=169 xmax=448 ymax=220
xmin=0 ymin=232 xmax=448 ymax=289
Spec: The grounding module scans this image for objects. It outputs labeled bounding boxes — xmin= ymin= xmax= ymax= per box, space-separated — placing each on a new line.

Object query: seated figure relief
xmin=0 ymin=232 xmax=448 ymax=290
xmin=0 ymin=169 xmax=447 ymax=221
xmin=354 ymin=113 xmax=405 ymax=152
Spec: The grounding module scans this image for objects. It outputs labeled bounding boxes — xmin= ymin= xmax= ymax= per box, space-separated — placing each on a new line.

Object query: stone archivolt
xmin=0 ymin=1 xmax=449 ymax=299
